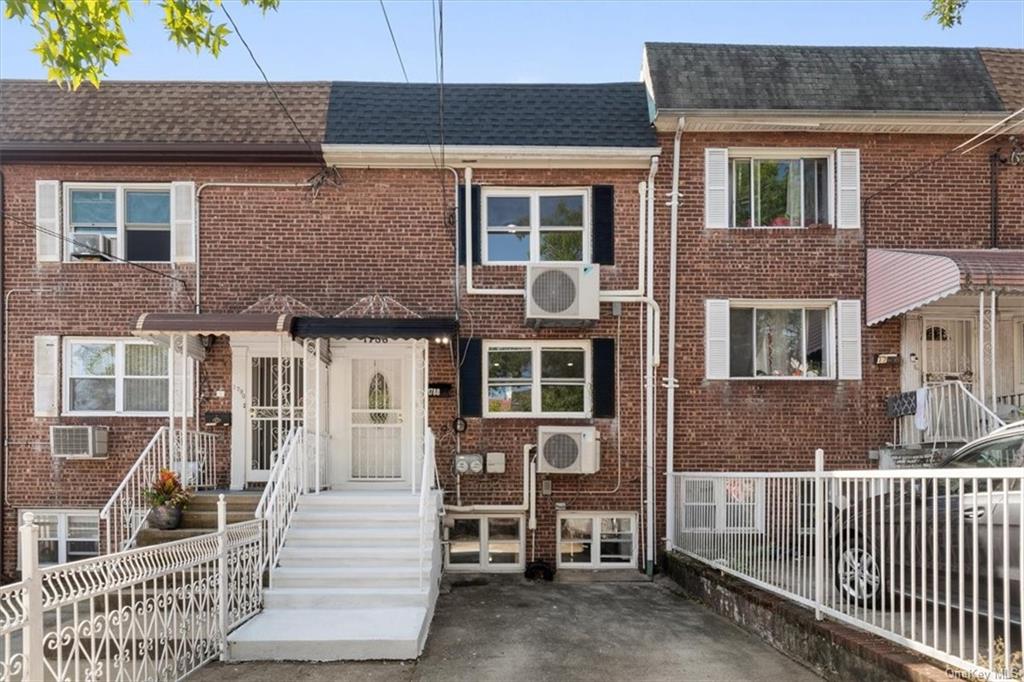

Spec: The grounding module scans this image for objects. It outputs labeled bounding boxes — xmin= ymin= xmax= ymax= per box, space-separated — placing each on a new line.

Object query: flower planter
xmin=149 ymin=504 xmax=183 ymax=530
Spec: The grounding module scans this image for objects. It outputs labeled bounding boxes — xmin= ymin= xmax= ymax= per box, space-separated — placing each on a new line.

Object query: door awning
xmin=134 ymin=312 xmax=293 ymax=336
xmin=867 ymin=249 xmax=1024 ymax=325
xmin=291 ymin=317 xmax=458 ymax=340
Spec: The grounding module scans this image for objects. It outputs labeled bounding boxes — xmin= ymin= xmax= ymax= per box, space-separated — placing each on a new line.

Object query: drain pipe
xmin=664 ymin=117 xmax=684 ymax=553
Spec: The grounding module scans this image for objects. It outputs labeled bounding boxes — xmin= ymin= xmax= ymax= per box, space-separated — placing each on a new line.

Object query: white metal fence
xmin=1 ymin=496 xmax=262 ymax=682
xmin=100 ymin=427 xmax=219 ymax=553
xmin=672 ymin=457 xmax=1024 ymax=679
xmin=893 ymin=381 xmax=1005 ymax=448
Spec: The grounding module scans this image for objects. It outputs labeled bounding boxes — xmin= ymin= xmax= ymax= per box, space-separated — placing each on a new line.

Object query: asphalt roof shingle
xmin=323 ymin=81 xmax=656 ymax=147
xmin=643 ymin=42 xmax=1020 ymax=113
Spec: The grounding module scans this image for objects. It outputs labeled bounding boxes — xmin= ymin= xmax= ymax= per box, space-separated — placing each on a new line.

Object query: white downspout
xmin=464 ymin=167 xmax=522 ymax=296
xmin=664 ymin=116 xmax=684 ymax=553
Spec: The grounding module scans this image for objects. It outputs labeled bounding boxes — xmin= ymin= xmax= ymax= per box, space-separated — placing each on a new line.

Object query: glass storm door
xmin=347 ymin=355 xmax=409 ymax=482
xmin=247 ymin=356 xmax=304 ymax=482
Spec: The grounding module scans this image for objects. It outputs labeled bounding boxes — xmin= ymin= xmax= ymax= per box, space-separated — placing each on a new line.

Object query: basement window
xmin=557 ymin=512 xmax=637 ymax=569
xmin=446 ymin=515 xmax=524 ymax=572
xmin=19 ymin=510 xmax=99 ymax=566
xmin=680 ymin=479 xmax=765 ymax=533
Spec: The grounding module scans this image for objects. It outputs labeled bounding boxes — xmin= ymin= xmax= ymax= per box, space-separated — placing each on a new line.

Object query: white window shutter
xmin=34 ymin=336 xmax=59 ymax=417
xmin=705 ymin=299 xmax=730 ymax=379
xmin=35 ymin=181 xmax=61 ymax=261
xmin=170 ymin=181 xmax=196 ymax=262
xmin=835 ymin=149 xmax=860 ymax=229
xmin=704 ymin=149 xmax=729 ymax=229
xmin=836 ymin=300 xmax=862 ymax=380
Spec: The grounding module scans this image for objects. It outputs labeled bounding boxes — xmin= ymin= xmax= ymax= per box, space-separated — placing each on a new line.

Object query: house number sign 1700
xmin=360 ymin=337 xmax=390 ymax=344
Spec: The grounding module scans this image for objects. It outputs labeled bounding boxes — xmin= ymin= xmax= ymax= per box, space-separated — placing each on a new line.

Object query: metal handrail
xmin=417 ymin=428 xmax=438 ymax=590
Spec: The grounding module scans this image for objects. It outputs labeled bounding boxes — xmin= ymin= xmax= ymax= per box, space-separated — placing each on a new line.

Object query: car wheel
xmin=834 ymin=536 xmax=886 ymax=608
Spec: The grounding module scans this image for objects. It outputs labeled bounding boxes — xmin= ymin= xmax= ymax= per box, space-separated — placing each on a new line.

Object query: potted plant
xmin=144 ymin=469 xmax=192 ymax=530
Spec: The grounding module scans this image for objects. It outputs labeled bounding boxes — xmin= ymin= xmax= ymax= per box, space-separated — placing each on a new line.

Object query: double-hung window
xmin=729 ymin=154 xmax=832 ymax=228
xmin=64 ymin=338 xmax=180 ymax=415
xmin=557 ymin=512 xmax=637 ymax=568
xmin=728 ymin=303 xmax=835 ymax=379
xmin=20 ymin=510 xmax=99 ymax=566
xmin=484 ymin=341 xmax=590 ymax=417
xmin=482 ymin=188 xmax=589 ymax=263
xmin=67 ymin=184 xmax=172 ymax=261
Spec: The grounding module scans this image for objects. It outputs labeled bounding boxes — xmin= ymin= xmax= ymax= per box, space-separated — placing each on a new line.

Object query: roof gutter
xmin=322 ymin=144 xmax=662 ymax=169
xmin=651 ymin=109 xmax=1017 ymax=133
xmin=0 ymin=142 xmax=322 ymax=164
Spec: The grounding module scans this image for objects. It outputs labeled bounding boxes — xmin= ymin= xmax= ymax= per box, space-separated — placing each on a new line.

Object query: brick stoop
xmin=661 ymin=552 xmax=950 ymax=682
xmin=135 ymin=492 xmax=261 ymax=548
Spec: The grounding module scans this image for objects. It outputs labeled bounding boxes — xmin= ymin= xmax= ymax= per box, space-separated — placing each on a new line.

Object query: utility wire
xmin=222 ymin=3 xmax=321 ymax=166
xmin=379 ymin=0 xmax=410 ymax=83
xmin=0 ymin=209 xmax=195 ymax=304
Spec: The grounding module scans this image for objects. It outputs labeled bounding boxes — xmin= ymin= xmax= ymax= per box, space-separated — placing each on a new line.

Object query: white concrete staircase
xmin=227 ymin=490 xmax=442 ymax=661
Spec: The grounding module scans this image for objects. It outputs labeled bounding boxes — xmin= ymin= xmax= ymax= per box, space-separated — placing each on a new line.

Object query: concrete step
xmin=290 ymin=509 xmax=420 ymax=527
xmin=135 ymin=527 xmax=211 ymax=547
xmin=263 ymin=586 xmax=429 ymax=609
xmin=285 ymin=526 xmax=420 ymax=546
xmin=179 ymin=510 xmax=253 ymax=529
xmin=277 ymin=546 xmax=428 ymax=568
xmin=272 ymin=565 xmax=421 ymax=589
xmin=297 ymin=493 xmax=421 ymax=511
xmin=226 ymin=607 xmax=428 ymax=661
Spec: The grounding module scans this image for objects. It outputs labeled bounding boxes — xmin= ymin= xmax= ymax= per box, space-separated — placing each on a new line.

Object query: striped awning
xmin=134 ymin=312 xmax=293 ymax=336
xmin=866 ymin=249 xmax=1024 ymax=325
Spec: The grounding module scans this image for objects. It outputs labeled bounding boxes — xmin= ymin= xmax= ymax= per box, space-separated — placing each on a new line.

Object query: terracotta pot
xmin=149 ymin=504 xmax=182 ymax=530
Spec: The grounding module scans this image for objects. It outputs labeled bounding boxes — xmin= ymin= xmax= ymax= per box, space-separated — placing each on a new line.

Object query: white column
xmin=315 ymin=338 xmax=322 ymax=493
xmin=216 ymin=494 xmax=228 ymax=660
xmin=20 ymin=514 xmax=44 ymax=681
xmin=991 ymin=290 xmax=997 ymax=410
xmin=979 ymin=292 xmax=986 ymax=408
xmin=277 ymin=334 xmax=284 ymax=458
xmin=168 ymin=333 xmax=177 ymax=471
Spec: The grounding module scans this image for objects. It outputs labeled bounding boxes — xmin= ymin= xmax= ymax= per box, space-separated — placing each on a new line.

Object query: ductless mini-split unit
xmin=536 ymin=426 xmax=600 ymax=475
xmin=525 ymin=263 xmax=600 ymax=326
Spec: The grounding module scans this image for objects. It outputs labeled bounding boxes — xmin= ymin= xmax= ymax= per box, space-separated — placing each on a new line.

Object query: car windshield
xmin=946 ymin=435 xmax=1024 ymax=469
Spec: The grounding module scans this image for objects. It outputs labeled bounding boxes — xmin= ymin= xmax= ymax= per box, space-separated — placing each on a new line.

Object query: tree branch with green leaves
xmin=3 ymin=0 xmax=280 ymax=89
xmin=926 ymin=0 xmax=969 ymax=28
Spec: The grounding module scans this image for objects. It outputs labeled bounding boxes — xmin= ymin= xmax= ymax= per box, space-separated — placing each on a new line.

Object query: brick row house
xmin=0 ymin=42 xmax=1021 ymax=657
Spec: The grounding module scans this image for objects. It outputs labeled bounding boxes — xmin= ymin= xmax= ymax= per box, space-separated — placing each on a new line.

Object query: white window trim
xmin=482 ymin=340 xmax=592 ymax=418
xmin=18 ymin=509 xmax=99 ymax=567
xmin=727 ymin=299 xmax=838 ymax=381
xmin=726 ymin=148 xmax=836 ymax=230
xmin=63 ymin=182 xmax=172 ymax=262
xmin=62 ymin=337 xmax=191 ymax=417
xmin=481 ymin=186 xmax=591 ymax=265
xmin=680 ymin=479 xmax=766 ymax=534
xmin=445 ymin=514 xmax=525 ymax=572
xmin=557 ymin=511 xmax=638 ymax=569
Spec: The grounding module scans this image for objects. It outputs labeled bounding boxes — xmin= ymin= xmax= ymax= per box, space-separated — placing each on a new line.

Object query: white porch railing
xmin=672 ymin=460 xmax=1024 ymax=680
xmin=100 ymin=427 xmax=218 ymax=553
xmin=256 ymin=426 xmax=306 ymax=585
xmin=418 ymin=428 xmax=441 ymax=589
xmin=1 ymin=497 xmax=263 ymax=682
xmin=893 ymin=381 xmax=1005 ymax=448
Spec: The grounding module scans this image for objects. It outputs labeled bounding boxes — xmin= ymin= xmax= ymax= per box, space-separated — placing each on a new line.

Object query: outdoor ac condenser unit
xmin=70 ymin=234 xmax=113 ymax=260
xmin=50 ymin=425 xmax=109 ymax=459
xmin=536 ymin=426 xmax=600 ymax=474
xmin=525 ymin=263 xmax=600 ymax=324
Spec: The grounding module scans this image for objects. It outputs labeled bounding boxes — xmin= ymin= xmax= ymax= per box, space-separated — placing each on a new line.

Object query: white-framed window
xmin=729 ymin=302 xmax=835 ymax=379
xmin=19 ymin=510 xmax=99 ymax=566
xmin=65 ymin=183 xmax=172 ymax=261
xmin=680 ymin=479 xmax=765 ymax=533
xmin=446 ymin=515 xmax=524 ymax=572
xmin=63 ymin=338 xmax=188 ymax=416
xmin=729 ymin=152 xmax=833 ymax=228
xmin=482 ymin=187 xmax=590 ymax=264
xmin=483 ymin=340 xmax=591 ymax=417
xmin=557 ymin=512 xmax=637 ymax=569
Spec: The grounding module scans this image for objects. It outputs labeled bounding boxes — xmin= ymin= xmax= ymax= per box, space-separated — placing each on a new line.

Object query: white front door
xmin=246 ymin=355 xmax=304 ymax=483
xmin=332 ymin=345 xmax=412 ymax=487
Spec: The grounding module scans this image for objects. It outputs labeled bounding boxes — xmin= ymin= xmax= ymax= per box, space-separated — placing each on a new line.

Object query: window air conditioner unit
xmin=525 ymin=263 xmax=600 ymax=325
xmin=70 ymin=234 xmax=113 ymax=261
xmin=50 ymin=426 xmax=109 ymax=459
xmin=537 ymin=426 xmax=600 ymax=474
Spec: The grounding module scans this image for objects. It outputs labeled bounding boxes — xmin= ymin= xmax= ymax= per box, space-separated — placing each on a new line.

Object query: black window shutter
xmin=460 ymin=338 xmax=483 ymax=417
xmin=592 ymin=338 xmax=616 ymax=418
xmin=456 ymin=185 xmax=482 ymax=265
xmin=591 ymin=185 xmax=615 ymax=265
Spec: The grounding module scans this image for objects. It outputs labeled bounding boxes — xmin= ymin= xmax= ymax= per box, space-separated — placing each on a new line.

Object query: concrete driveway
xmin=194 ymin=576 xmax=819 ymax=681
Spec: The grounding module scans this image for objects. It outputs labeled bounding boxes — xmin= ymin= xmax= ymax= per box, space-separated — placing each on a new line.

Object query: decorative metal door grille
xmin=350 ymin=357 xmax=404 ymax=480
xmin=249 ymin=357 xmax=304 ymax=473
xmin=922 ymin=319 xmax=973 ymax=384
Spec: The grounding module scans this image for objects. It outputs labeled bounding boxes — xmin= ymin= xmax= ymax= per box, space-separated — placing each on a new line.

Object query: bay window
xmin=728 ymin=304 xmax=834 ymax=379
xmin=483 ymin=188 xmax=589 ymax=263
xmin=64 ymin=338 xmax=185 ymax=415
xmin=484 ymin=341 xmax=590 ymax=417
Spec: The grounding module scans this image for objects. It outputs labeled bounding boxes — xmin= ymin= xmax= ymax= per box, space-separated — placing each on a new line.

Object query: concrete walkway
xmin=194 ymin=576 xmax=820 ymax=681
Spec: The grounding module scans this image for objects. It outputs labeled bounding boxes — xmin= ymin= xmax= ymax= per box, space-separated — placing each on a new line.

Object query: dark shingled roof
xmin=324 ymin=81 xmax=656 ymax=147
xmin=0 ymin=80 xmax=331 ymax=145
xmin=644 ymin=43 xmax=1021 ymax=112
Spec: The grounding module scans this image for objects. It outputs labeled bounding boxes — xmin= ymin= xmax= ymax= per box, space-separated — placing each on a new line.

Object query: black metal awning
xmin=291 ymin=317 xmax=458 ymax=340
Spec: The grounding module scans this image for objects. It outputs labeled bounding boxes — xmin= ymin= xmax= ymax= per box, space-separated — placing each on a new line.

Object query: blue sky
xmin=1 ymin=0 xmax=1022 ymax=84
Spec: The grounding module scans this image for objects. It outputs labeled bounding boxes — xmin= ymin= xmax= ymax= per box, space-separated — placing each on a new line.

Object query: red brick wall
xmin=1 ymin=162 xmax=650 ymax=575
